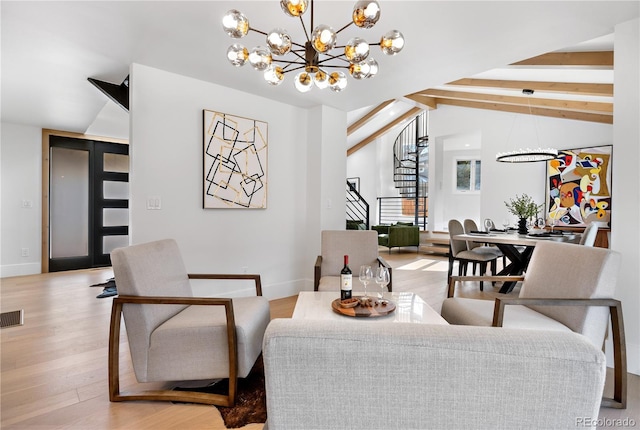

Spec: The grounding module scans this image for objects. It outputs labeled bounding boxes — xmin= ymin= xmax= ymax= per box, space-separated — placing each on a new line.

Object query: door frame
xmin=41 ymin=129 xmax=128 ymax=273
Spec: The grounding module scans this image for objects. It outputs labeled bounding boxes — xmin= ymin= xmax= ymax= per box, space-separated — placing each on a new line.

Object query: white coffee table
xmin=292 ymin=291 xmax=448 ymax=325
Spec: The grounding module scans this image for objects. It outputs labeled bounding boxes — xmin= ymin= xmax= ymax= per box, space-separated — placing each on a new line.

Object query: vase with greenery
xmin=504 ymin=194 xmax=543 ymax=234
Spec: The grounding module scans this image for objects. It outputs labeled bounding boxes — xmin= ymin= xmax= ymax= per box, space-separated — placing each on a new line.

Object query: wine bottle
xmin=340 ymin=255 xmax=352 ymax=300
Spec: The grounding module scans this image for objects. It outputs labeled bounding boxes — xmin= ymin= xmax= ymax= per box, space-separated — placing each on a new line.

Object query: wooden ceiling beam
xmin=404 ymin=94 xmax=438 ymax=109
xmin=510 ymin=51 xmax=613 ymax=67
xmin=347 ymin=100 xmax=395 ymax=136
xmin=447 ymin=78 xmax=613 ymax=97
xmin=416 ymin=89 xmax=612 ymax=114
xmin=430 ymin=97 xmax=612 ymax=124
xmin=347 ymin=107 xmax=423 ymax=156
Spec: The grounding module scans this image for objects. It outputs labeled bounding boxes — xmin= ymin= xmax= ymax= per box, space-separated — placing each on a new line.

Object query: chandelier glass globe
xmin=313 ymin=70 xmax=330 ymax=89
xmin=328 ymin=71 xmax=348 ymax=92
xmin=248 ymin=46 xmax=272 ymax=70
xmin=222 ymin=10 xmax=249 ymax=38
xmin=345 ymin=37 xmax=370 ymax=63
xmin=266 ymin=28 xmax=292 ymax=56
xmin=264 ymin=65 xmax=284 ymax=86
xmin=311 ymin=25 xmax=337 ymax=53
xmin=380 ymin=30 xmax=405 ymax=55
xmin=352 ymin=1 xmax=380 ymax=29
xmin=226 ymin=44 xmax=249 ymax=67
xmin=280 ymin=0 xmax=308 ymax=17
xmin=294 ymin=72 xmax=313 ymax=92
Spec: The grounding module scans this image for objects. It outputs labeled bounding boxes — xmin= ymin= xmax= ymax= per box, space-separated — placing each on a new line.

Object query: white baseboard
xmin=0 ymin=263 xmax=41 ymax=278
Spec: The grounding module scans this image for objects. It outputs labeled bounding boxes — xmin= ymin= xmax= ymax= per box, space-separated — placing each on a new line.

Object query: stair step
xmin=419 ymin=231 xmax=450 ymax=256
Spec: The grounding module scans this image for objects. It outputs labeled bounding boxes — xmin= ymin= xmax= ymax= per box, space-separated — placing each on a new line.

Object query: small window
xmin=455 ymin=159 xmax=481 ymax=192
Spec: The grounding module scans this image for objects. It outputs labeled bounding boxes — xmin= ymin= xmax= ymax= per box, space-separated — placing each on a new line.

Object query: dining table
xmin=453 ymin=230 xmax=577 ymax=293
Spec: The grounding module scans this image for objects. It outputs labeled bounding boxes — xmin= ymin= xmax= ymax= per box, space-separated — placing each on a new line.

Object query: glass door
xmin=48 ymin=136 xmax=129 ymax=272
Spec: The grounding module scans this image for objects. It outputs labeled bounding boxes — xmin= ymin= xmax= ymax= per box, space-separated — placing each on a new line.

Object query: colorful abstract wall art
xmin=546 ymin=145 xmax=612 ymax=227
xmin=203 ymin=110 xmax=268 ymax=209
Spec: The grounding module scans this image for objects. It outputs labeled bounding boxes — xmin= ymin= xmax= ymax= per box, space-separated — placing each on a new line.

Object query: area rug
xmin=175 ymin=355 xmax=267 ymax=429
xmin=90 ymin=278 xmax=118 ymax=298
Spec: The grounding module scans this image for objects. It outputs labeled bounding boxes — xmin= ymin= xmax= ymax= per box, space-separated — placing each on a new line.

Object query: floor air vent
xmin=1 ymin=310 xmax=24 ymax=328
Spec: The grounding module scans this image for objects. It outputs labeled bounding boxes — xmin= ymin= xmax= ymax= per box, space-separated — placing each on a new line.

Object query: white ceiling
xmin=1 ymin=1 xmax=638 ymax=141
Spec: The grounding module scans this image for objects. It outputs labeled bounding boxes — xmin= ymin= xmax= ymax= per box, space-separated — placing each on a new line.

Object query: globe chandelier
xmin=222 ymin=0 xmax=405 ymax=93
xmin=496 ymin=89 xmax=558 ymax=163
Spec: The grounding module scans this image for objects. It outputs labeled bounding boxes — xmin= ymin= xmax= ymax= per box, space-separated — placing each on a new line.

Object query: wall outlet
xmin=22 ymin=199 xmax=33 ymax=208
xmin=241 ymin=266 xmax=248 ymax=274
xmin=21 ymin=248 xmax=29 ymax=257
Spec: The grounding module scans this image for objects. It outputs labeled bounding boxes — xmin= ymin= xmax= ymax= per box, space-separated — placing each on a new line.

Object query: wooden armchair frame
xmin=108 ymin=274 xmax=262 ymax=407
xmin=314 ymin=256 xmax=392 ymax=292
xmin=448 ymin=275 xmax=627 ymax=409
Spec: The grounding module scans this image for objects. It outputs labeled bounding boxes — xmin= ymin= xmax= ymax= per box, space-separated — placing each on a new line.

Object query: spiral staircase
xmin=393 ymin=111 xmax=428 ymax=198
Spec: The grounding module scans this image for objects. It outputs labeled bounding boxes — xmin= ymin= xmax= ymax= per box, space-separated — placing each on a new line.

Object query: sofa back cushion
xmin=111 ymin=239 xmax=193 ymax=379
xmin=263 ymin=319 xmax=605 ymax=430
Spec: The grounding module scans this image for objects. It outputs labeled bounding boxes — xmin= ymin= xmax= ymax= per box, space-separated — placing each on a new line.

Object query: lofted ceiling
xmin=1 ymin=1 xmax=637 ymax=147
xmin=346 ymin=35 xmax=615 ymax=154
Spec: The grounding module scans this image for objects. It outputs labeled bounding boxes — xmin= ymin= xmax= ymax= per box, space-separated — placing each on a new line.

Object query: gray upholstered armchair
xmin=441 ymin=240 xmax=627 ymax=409
xmin=314 ymin=230 xmax=392 ymax=292
xmin=108 ymin=239 xmax=270 ymax=406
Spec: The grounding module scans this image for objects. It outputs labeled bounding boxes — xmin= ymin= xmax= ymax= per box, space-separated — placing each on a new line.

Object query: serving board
xmin=331 ymin=296 xmax=396 ymax=318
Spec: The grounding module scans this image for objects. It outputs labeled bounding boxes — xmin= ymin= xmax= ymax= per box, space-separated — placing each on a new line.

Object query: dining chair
xmin=108 ymin=239 xmax=271 ymax=406
xmin=580 ymin=223 xmax=599 ymax=246
xmin=441 ymin=240 xmax=626 ymax=409
xmin=314 ymin=230 xmax=392 ymax=291
xmin=463 ymin=218 xmax=505 ymax=270
xmin=447 ymin=219 xmax=498 ymax=291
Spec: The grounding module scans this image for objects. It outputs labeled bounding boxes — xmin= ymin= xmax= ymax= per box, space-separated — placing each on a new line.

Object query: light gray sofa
xmin=263 ymin=319 xmax=606 ymax=430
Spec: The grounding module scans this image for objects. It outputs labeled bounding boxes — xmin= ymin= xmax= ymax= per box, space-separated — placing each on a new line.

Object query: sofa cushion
xmin=317 ymin=276 xmax=340 ymax=291
xmin=441 ymin=297 xmax=574 ymax=334
xmin=147 ymin=296 xmax=270 ymax=381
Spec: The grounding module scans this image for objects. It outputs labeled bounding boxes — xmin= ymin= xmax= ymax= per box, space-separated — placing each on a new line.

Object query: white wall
xmin=129 ymin=64 xmax=347 ymax=299
xmin=0 ymin=123 xmax=42 ymax=277
xmin=434 ymin=134 xmax=482 ymax=229
xmin=611 ymin=18 xmax=640 ymax=375
xmin=428 ymin=106 xmax=612 ymax=231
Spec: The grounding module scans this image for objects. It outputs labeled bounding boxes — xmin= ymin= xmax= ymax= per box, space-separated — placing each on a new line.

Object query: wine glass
xmin=502 ymin=218 xmax=510 ymax=231
xmin=375 ymin=266 xmax=390 ymax=304
xmin=359 ymin=265 xmax=373 ymax=300
xmin=549 ymin=215 xmax=557 ymax=233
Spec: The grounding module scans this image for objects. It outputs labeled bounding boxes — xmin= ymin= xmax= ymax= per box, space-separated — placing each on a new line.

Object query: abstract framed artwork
xmin=347 ymin=177 xmax=360 ymax=202
xmin=546 ymin=145 xmax=612 ymax=228
xmin=203 ymin=110 xmax=268 ymax=209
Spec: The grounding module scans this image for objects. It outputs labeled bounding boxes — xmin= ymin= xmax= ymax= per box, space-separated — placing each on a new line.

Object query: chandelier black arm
xmin=335 ymin=21 xmax=354 ymax=34
xmin=298 ymin=15 xmax=311 ymax=42
xmin=287 ymin=49 xmax=307 ymax=62
xmin=275 ymin=59 xmax=306 ymax=66
xmin=249 ymin=27 xmax=267 ymax=37
xmin=280 ymin=65 xmax=307 ymax=74
xmin=317 ymin=65 xmax=350 ymax=69
xmin=318 ymin=54 xmax=350 ymax=64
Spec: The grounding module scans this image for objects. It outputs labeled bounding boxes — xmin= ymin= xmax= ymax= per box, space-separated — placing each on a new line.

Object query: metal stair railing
xmin=377 ymin=196 xmax=428 ymax=230
xmin=346 ymin=180 xmax=370 ymax=229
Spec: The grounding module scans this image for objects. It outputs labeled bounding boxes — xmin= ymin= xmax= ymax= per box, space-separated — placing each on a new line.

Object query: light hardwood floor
xmin=1 ymin=250 xmax=637 ymax=429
